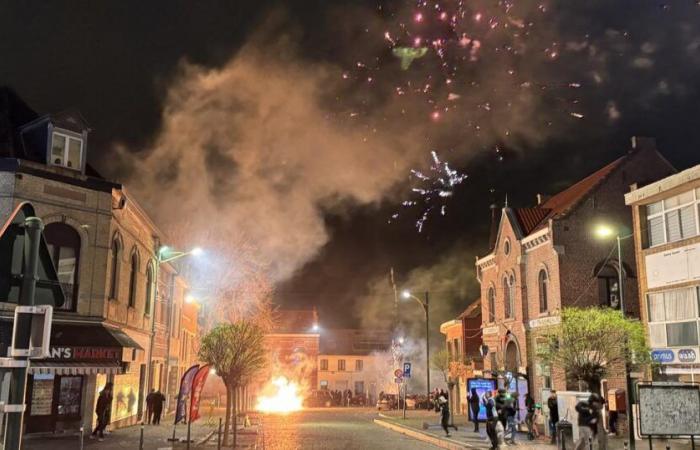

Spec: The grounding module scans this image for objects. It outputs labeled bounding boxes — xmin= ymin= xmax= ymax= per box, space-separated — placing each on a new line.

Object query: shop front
xmin=17 ymin=322 xmax=142 ymax=434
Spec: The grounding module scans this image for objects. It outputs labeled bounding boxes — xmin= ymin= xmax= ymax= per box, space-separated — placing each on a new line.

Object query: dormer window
xmin=51 ymin=130 xmax=83 ymax=170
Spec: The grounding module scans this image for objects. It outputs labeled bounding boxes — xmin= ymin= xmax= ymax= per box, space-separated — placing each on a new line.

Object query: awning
xmin=50 ymin=323 xmax=142 ymax=350
xmin=29 ymin=361 xmax=125 ymax=375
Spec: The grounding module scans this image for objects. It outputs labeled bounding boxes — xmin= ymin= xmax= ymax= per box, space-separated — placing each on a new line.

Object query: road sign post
xmin=403 ymin=362 xmax=412 ymax=379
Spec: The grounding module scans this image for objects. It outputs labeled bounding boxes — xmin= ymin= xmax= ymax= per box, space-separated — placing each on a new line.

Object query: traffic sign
xmin=394 ymin=368 xmax=403 ymax=378
xmin=403 ymin=362 xmax=412 ymax=378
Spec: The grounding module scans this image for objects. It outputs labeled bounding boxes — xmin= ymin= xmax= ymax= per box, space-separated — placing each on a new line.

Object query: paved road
xmin=257 ymin=407 xmax=437 ymax=450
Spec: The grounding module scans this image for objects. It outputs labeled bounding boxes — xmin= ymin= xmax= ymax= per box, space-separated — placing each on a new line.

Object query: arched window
xmin=488 ymin=286 xmax=496 ymax=322
xmin=44 ymin=223 xmax=80 ymax=311
xmin=597 ymin=264 xmax=620 ymax=309
xmin=145 ymin=262 xmax=154 ymax=316
xmin=128 ymin=249 xmax=139 ymax=308
xmin=538 ymin=269 xmax=549 ymax=313
xmin=109 ymin=235 xmax=121 ymax=300
xmin=504 ymin=274 xmax=515 ymax=319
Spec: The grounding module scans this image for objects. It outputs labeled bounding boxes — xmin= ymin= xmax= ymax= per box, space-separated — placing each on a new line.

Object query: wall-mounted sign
xmin=651 ymin=349 xmax=674 ymax=363
xmin=48 ymin=346 xmax=121 ymax=361
xmin=528 ymin=316 xmax=561 ymax=329
xmin=646 ymin=242 xmax=700 ymax=289
xmin=678 ymin=349 xmax=697 ymax=363
xmin=482 ymin=326 xmax=499 ymax=335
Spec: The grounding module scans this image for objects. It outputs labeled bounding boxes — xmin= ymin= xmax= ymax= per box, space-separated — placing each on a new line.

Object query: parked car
xmin=304 ymin=389 xmax=333 ymax=407
xmin=377 ymin=394 xmax=398 ymax=411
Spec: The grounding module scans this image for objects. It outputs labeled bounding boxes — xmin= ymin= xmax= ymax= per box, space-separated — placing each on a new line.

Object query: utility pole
xmin=425 ymin=291 xmax=430 ymax=397
xmin=5 ymin=217 xmax=43 ymax=450
xmin=617 ymin=235 xmax=636 ymax=450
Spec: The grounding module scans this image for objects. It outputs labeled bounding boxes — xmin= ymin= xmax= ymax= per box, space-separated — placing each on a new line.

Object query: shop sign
xmin=49 ymin=346 xmax=121 ymax=361
xmin=651 ymin=349 xmax=674 ymax=363
xmin=678 ymin=349 xmax=697 ymax=363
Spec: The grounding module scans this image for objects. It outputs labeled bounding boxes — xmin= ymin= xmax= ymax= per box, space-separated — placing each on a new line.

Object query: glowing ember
xmin=256 ymin=376 xmax=303 ymax=413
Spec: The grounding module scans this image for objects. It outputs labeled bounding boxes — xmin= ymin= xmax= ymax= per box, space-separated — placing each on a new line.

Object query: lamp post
xmin=401 ymin=290 xmax=430 ymax=396
xmin=143 ymin=245 xmax=202 ymax=420
xmin=594 ymin=225 xmax=635 ymax=450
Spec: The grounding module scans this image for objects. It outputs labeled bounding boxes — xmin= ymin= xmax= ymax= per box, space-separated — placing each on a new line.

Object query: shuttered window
xmin=645 ymin=189 xmax=699 ymax=247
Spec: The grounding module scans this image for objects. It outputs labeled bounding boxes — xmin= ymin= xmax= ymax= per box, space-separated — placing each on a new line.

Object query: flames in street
xmin=256 ymin=376 xmax=303 ymax=413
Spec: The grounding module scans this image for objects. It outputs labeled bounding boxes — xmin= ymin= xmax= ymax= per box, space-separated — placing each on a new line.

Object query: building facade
xmin=0 ymin=88 xmax=198 ymax=433
xmin=625 ymin=164 xmax=700 ymax=380
xmin=475 ymin=137 xmax=674 ymax=405
xmin=317 ymin=329 xmax=392 ymax=404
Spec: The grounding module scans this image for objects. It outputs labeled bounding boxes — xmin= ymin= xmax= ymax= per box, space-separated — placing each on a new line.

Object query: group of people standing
xmin=475 ymin=388 xmax=521 ymax=449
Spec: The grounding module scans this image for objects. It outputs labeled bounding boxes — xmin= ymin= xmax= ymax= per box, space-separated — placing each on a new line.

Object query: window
xmin=355 ymin=360 xmax=363 ymax=371
xmin=355 ymin=381 xmax=365 ymax=395
xmin=50 ymin=131 xmax=83 ymax=170
xmin=338 ymin=359 xmax=346 ymax=371
xmin=646 ymin=189 xmax=699 ymax=247
xmin=538 ymin=269 xmax=549 ymax=313
xmin=647 ymin=287 xmax=700 ymax=347
xmin=453 ymin=338 xmax=460 ymax=359
xmin=320 ymin=380 xmax=328 ymax=390
xmin=128 ymin=250 xmax=139 ymax=308
xmin=145 ymin=263 xmax=154 ymax=315
xmin=504 ymin=275 xmax=515 ymax=319
xmin=504 ymin=239 xmax=511 ymax=256
xmin=44 ymin=223 xmax=80 ymax=311
xmin=597 ymin=264 xmax=620 ymax=309
xmin=57 ymin=376 xmax=83 ymax=416
xmin=488 ymin=286 xmax=496 ymax=322
xmin=109 ymin=236 xmax=120 ymax=300
xmin=320 ymin=359 xmax=328 ymax=371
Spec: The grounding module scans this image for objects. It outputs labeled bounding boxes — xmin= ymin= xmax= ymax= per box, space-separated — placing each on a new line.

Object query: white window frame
xmin=646 ymin=285 xmax=700 ymax=348
xmin=646 ymin=188 xmax=700 ymax=247
xmin=50 ymin=129 xmax=84 ymax=171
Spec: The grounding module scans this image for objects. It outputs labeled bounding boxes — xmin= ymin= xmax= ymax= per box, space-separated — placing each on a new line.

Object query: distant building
xmin=625 ymin=163 xmax=700 ymax=380
xmin=317 ymin=329 xmax=392 ymax=404
xmin=475 ymin=137 xmax=674 ymax=405
xmin=263 ymin=309 xmax=320 ymax=390
xmin=439 ymin=302 xmax=483 ymax=416
xmin=0 ymin=87 xmax=198 ymax=432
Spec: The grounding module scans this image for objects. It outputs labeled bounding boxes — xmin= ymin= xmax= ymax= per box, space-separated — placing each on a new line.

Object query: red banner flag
xmin=189 ymin=364 xmax=211 ymax=423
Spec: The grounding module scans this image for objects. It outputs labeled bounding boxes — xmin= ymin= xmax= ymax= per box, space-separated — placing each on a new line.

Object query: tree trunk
xmin=223 ymin=383 xmax=232 ymax=446
xmin=232 ymin=385 xmax=238 ymax=448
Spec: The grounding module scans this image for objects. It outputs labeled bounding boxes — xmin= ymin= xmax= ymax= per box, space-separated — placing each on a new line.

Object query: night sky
xmin=2 ymin=1 xmax=700 ymax=333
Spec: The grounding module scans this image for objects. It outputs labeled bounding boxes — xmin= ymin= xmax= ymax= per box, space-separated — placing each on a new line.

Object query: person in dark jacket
xmin=483 ymin=391 xmax=499 ymax=450
xmin=146 ymin=389 xmax=155 ymax=424
xmin=90 ymin=383 xmax=113 ymax=441
xmin=575 ymin=394 xmax=600 ymax=450
xmin=548 ymin=391 xmax=559 ymax=444
xmin=469 ymin=388 xmax=481 ymax=432
xmin=438 ymin=395 xmax=452 ymax=437
xmin=525 ymin=393 xmax=536 ymax=440
xmin=494 ymin=389 xmax=509 ymax=430
xmin=152 ymin=390 xmax=166 ymax=425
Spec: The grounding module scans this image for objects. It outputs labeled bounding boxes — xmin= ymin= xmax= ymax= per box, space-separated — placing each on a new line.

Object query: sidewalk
xmin=23 ymin=411 xmax=260 ymax=450
xmin=374 ymin=410 xmax=694 ymax=450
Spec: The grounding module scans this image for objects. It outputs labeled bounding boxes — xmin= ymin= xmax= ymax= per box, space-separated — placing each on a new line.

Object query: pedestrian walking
xmin=505 ymin=393 xmax=518 ymax=445
xmin=575 ymin=394 xmax=601 ymax=450
xmin=438 ymin=394 xmax=458 ymax=437
xmin=483 ymin=391 xmax=500 ymax=450
xmin=494 ymin=389 xmax=508 ymax=431
xmin=469 ymin=388 xmax=481 ymax=432
xmin=152 ymin=389 xmax=166 ymax=425
xmin=90 ymin=382 xmax=113 ymax=441
xmin=146 ymin=389 xmax=155 ymax=424
xmin=548 ymin=391 xmax=559 ymax=444
xmin=525 ymin=393 xmax=536 ymax=440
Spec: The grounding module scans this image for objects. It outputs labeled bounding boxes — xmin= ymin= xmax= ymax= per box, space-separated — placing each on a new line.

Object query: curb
xmin=374 ymin=418 xmax=475 ymax=449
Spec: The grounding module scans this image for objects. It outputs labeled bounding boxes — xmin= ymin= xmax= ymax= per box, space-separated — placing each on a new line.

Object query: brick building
xmin=263 ymin=310 xmax=320 ymax=391
xmin=625 ymin=163 xmax=700 ymax=380
xmin=317 ymin=329 xmax=392 ymax=404
xmin=475 ymin=137 xmax=674 ymax=405
xmin=0 ymin=88 xmax=198 ymax=432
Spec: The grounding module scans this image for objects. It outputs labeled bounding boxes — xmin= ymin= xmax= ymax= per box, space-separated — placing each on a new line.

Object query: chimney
xmin=536 ymin=194 xmax=550 ymax=205
xmin=630 ymin=136 xmax=656 ymax=153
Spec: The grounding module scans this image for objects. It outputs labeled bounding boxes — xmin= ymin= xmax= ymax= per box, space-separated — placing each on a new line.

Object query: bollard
xmin=217 ymin=417 xmax=222 ymax=450
xmin=139 ymin=423 xmax=144 ymax=450
xmin=79 ymin=426 xmax=84 ymax=450
xmin=589 ymin=436 xmax=593 ymax=450
xmin=186 ymin=420 xmax=192 ymax=450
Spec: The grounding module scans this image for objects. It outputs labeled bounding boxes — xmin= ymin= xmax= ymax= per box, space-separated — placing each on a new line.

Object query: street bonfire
xmin=256 ymin=376 xmax=303 ymax=413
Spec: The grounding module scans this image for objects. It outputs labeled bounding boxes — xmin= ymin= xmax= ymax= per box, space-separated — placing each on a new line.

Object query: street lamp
xmin=143 ymin=245 xmax=202 ymax=419
xmin=594 ymin=224 xmax=636 ymax=449
xmin=401 ymin=289 xmax=430 ymax=396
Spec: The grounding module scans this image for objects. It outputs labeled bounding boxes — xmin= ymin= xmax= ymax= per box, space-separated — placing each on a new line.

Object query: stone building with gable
xmin=475 ymin=137 xmax=674 ymax=406
xmin=0 ymin=87 xmax=199 ymax=433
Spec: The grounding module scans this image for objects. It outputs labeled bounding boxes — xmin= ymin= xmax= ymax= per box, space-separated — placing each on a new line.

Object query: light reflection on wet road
xmin=257 ymin=407 xmax=437 ymax=450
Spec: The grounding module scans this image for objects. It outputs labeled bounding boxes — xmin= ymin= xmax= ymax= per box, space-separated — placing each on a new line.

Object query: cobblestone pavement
xmin=256 ymin=407 xmax=437 ymax=450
